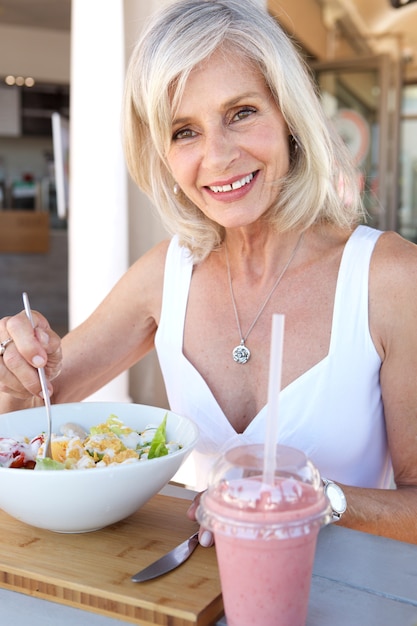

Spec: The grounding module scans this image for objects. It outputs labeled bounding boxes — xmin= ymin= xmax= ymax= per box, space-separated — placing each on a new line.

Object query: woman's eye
xmin=172 ymin=127 xmax=195 ymax=141
xmin=232 ymin=107 xmax=257 ymax=122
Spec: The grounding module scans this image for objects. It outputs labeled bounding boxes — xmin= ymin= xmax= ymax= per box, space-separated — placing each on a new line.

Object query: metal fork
xmin=22 ymin=292 xmax=53 ymax=459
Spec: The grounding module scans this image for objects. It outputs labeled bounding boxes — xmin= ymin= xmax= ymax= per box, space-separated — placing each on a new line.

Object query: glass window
xmin=398 ymin=86 xmax=417 ymax=242
xmin=402 ymin=85 xmax=417 ymax=116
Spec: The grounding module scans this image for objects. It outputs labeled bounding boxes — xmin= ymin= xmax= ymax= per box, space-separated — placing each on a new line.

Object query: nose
xmin=201 ymin=127 xmax=240 ymax=172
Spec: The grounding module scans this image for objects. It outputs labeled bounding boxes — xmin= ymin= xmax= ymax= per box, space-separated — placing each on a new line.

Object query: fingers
xmin=186 ymin=492 xmax=202 ymax=520
xmin=198 ymin=528 xmax=214 ymax=547
xmin=0 ymin=311 xmax=62 ymax=400
xmin=6 ymin=310 xmax=50 ymax=365
xmin=187 ymin=491 xmax=215 ymax=548
xmin=0 ymin=341 xmax=43 ymax=399
xmin=32 ymin=324 xmax=62 ymax=382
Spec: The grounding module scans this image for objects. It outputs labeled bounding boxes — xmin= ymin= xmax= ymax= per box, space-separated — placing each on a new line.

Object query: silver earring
xmin=173 ymin=183 xmax=180 ymax=195
xmin=290 ymin=135 xmax=300 ymax=152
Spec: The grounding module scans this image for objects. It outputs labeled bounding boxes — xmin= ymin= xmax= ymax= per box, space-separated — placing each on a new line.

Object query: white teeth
xmin=209 ymin=173 xmax=254 ymax=193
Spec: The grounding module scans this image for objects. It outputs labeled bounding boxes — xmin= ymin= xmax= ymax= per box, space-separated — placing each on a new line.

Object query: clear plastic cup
xmin=197 ymin=444 xmax=331 ymax=626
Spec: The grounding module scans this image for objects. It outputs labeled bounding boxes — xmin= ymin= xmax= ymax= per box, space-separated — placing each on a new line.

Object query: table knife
xmin=131 ymin=531 xmax=200 ymax=582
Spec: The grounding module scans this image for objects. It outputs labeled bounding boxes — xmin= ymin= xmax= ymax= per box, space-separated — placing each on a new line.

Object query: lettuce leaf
xmin=148 ymin=414 xmax=169 ymax=459
xmin=90 ymin=414 xmax=132 ymax=437
xmin=35 ymin=457 xmax=66 ymax=471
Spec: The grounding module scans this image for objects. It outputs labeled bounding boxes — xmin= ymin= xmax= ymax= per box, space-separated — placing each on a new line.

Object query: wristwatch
xmin=322 ymin=477 xmax=347 ymax=522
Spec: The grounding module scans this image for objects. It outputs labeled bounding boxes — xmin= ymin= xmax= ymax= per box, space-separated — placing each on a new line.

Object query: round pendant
xmin=232 ymin=343 xmax=251 ymax=364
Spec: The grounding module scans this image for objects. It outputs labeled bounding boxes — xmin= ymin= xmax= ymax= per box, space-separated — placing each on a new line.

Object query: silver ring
xmin=0 ymin=337 xmax=13 ymax=356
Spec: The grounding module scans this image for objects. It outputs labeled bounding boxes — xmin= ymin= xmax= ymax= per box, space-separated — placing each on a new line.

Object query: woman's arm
xmin=0 ymin=240 xmax=169 ymax=411
xmin=338 ymin=231 xmax=417 ymax=543
xmin=337 ymin=484 xmax=417 ymax=543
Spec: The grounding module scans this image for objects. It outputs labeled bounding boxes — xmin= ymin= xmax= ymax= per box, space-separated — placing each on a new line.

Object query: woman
xmin=1 ymin=0 xmax=417 ymax=544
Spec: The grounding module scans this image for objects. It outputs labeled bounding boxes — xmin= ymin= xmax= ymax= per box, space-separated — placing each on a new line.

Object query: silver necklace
xmin=225 ymin=232 xmax=304 ymax=364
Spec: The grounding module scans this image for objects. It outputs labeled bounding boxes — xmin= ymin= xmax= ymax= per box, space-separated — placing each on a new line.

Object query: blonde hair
xmin=124 ymin=0 xmax=365 ymax=261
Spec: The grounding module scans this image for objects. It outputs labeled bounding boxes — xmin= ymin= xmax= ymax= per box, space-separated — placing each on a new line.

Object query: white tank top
xmin=155 ymin=225 xmax=392 ymax=490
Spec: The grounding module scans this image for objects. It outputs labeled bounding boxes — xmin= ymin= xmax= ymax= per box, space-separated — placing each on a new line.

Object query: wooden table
xmin=1 ymin=484 xmax=417 ymax=626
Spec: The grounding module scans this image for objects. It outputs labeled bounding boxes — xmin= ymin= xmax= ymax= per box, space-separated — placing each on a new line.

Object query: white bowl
xmin=0 ymin=402 xmax=199 ymax=533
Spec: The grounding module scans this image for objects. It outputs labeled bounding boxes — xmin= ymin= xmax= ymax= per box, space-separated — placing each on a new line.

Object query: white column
xmin=123 ymin=0 xmax=170 ymax=410
xmin=69 ymin=0 xmax=130 ymax=402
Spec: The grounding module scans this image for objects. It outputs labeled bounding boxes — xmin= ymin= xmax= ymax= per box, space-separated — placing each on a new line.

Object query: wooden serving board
xmin=0 ymin=493 xmax=223 ymax=626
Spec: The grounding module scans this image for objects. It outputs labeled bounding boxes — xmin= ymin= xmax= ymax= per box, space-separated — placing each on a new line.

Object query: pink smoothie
xmin=198 ymin=475 xmax=329 ymax=626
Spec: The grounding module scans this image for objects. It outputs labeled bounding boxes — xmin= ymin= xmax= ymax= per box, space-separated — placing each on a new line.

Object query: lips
xmin=207 ymin=172 xmax=256 ymax=194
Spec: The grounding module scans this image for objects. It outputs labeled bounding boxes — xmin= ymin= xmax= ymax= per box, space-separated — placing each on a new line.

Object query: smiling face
xmin=166 ymin=48 xmax=291 ymax=230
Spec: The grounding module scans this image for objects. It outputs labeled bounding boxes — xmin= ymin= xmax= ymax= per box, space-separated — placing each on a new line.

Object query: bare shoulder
xmin=370 ymin=230 xmax=417 ymax=356
xmin=85 ymin=237 xmax=172 ymax=330
xmin=120 ymin=238 xmax=171 ymax=291
xmin=116 ymin=238 xmax=171 ymax=315
xmin=128 ymin=238 xmax=171 ymax=275
xmin=371 ymin=230 xmax=417 ymax=288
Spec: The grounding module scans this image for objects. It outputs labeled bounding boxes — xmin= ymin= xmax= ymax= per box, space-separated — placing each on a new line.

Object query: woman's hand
xmin=0 ymin=310 xmax=62 ymax=402
xmin=186 ymin=491 xmax=214 ymax=547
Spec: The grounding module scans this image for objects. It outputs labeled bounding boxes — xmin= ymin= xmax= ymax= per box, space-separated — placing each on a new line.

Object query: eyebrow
xmin=171 ymin=91 xmax=262 ymax=127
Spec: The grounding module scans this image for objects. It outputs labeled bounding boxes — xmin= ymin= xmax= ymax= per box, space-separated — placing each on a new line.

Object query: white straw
xmin=263 ymin=314 xmax=285 ymax=486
